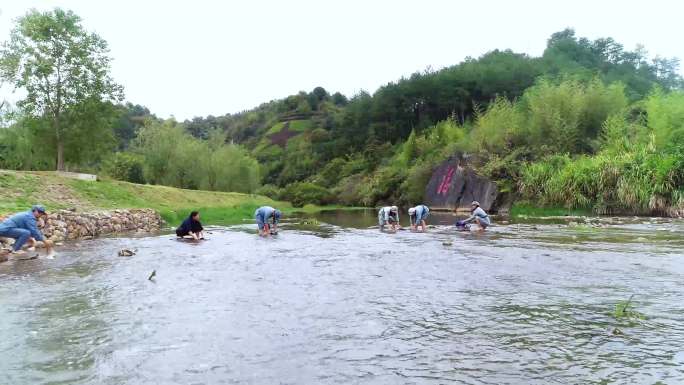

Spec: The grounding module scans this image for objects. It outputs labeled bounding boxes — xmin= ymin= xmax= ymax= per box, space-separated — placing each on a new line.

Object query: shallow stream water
xmin=1 ymin=210 xmax=683 ymax=384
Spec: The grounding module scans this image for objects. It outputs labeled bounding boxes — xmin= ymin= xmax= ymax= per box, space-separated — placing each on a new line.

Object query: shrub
xmin=281 ymin=182 xmax=334 ymax=207
xmin=644 ymin=89 xmax=684 ymax=150
xmin=399 ymin=160 xmax=434 ymax=205
xmin=315 ymin=157 xmax=346 ymax=187
xmin=356 ymin=165 xmax=406 ymax=206
xmin=520 ymin=78 xmax=628 ymax=154
xmin=471 ymin=97 xmax=523 ymax=154
xmin=134 ymin=119 xmax=261 ymax=193
xmin=334 ymin=174 xmax=366 ymax=206
xmin=202 ymin=145 xmax=261 ymax=193
xmin=255 ymin=184 xmax=282 ymax=200
xmin=0 ymin=118 xmax=54 ymax=170
xmin=102 ymin=152 xmax=145 ymax=184
xmin=519 ymin=146 xmax=684 ymax=215
xmin=340 ymin=154 xmax=369 ymax=177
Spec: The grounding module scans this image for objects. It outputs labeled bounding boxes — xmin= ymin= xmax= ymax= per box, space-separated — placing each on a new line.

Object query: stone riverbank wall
xmin=1 ymin=208 xmax=162 ymax=246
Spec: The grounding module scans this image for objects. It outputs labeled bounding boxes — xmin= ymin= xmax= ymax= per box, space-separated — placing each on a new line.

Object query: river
xmin=1 ymin=210 xmax=683 ymax=384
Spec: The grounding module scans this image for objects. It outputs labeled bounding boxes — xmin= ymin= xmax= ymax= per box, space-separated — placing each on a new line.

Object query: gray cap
xmin=32 ymin=205 xmax=46 ymax=214
xmin=471 ymin=201 xmax=480 ymax=207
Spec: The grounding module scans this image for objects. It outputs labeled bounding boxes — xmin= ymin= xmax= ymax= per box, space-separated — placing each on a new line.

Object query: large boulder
xmin=424 ymin=154 xmax=498 ymax=211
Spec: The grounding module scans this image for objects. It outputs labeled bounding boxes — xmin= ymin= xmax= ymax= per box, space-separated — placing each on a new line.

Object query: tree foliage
xmin=2 ymin=18 xmax=683 ymax=211
xmin=132 ymin=119 xmax=260 ymax=193
xmin=0 ymin=8 xmax=123 ymax=170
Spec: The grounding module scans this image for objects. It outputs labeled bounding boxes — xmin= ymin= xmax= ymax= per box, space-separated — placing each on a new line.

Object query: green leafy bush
xmin=644 ymin=88 xmax=684 ymax=150
xmin=134 ymin=119 xmax=261 ymax=193
xmin=315 ymin=158 xmax=347 ymax=187
xmin=255 ymin=184 xmax=282 ymax=200
xmin=399 ymin=160 xmax=434 ymax=205
xmin=102 ymin=152 xmax=146 ymax=184
xmin=335 ymin=175 xmax=366 ymax=206
xmin=281 ymin=182 xmax=333 ymax=207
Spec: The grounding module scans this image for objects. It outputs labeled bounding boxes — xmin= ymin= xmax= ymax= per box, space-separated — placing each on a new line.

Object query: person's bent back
xmin=176 ymin=211 xmax=204 ymax=240
xmin=0 ymin=205 xmax=53 ymax=255
xmin=255 ymin=206 xmax=281 ymax=236
xmin=463 ymin=201 xmax=491 ymax=231
xmin=409 ymin=204 xmax=430 ymax=232
xmin=378 ymin=206 xmax=400 ymax=232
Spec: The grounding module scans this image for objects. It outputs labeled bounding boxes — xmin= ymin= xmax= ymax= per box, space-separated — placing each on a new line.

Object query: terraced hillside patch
xmin=266 ymin=119 xmax=314 ymax=147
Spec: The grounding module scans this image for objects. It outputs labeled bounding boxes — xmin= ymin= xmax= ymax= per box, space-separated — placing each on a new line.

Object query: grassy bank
xmin=510 ymin=203 xmax=592 ymax=218
xmin=0 ymin=170 xmax=300 ymax=225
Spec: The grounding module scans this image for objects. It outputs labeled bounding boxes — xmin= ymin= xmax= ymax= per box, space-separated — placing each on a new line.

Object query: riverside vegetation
xmin=1 ymin=9 xmax=683 ymax=215
xmin=0 ymin=170 xmax=282 ymax=225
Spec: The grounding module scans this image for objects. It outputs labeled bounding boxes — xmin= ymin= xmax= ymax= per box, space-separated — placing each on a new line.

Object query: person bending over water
xmin=409 ymin=204 xmax=430 ymax=232
xmin=176 ymin=211 xmax=204 ymax=240
xmin=378 ymin=206 xmax=400 ymax=232
xmin=462 ymin=201 xmax=491 ymax=231
xmin=255 ymin=206 xmax=281 ymax=237
xmin=0 ymin=205 xmax=54 ymax=256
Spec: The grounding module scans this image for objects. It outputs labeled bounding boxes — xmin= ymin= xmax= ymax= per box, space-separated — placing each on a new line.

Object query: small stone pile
xmin=1 ymin=208 xmax=162 ymax=247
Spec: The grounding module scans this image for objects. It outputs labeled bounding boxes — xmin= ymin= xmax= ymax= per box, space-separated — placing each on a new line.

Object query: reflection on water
xmin=1 ymin=210 xmax=683 ymax=384
xmin=295 ymin=208 xmax=462 ymax=229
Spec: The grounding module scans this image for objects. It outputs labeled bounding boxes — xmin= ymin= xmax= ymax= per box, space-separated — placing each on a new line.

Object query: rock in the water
xmin=118 ymin=248 xmax=136 ymax=257
xmin=425 ymin=154 xmax=498 ymax=211
xmin=15 ymin=254 xmax=39 ymax=261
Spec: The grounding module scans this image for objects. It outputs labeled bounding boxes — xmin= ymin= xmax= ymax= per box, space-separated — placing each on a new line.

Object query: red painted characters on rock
xmin=437 ymin=166 xmax=455 ymax=196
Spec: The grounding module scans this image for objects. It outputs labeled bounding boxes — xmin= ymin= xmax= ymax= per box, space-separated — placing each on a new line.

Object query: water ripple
xmin=0 ymin=218 xmax=683 ymax=384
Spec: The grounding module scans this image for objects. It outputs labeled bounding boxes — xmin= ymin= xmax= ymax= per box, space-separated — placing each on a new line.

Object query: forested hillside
xmin=1 ymin=13 xmax=682 ymax=214
xmin=173 ymin=29 xmax=684 ymax=213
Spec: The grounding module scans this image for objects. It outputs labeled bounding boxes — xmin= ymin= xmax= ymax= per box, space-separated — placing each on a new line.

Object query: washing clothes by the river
xmin=1 ymin=203 xmax=492 ymax=260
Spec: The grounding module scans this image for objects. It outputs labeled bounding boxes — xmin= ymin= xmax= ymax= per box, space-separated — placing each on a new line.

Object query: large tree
xmin=0 ymin=8 xmax=122 ymax=170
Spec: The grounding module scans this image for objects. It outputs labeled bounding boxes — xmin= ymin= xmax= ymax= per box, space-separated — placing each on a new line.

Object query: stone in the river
xmin=118 ymin=249 xmax=136 ymax=257
xmin=424 ymin=153 xmax=498 ymax=211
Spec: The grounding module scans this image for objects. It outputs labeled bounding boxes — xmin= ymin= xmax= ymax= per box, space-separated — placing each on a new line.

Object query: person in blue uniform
xmin=462 ymin=201 xmax=491 ymax=231
xmin=408 ymin=204 xmax=430 ymax=232
xmin=0 ymin=205 xmax=54 ymax=255
xmin=378 ymin=206 xmax=400 ymax=232
xmin=255 ymin=206 xmax=281 ymax=236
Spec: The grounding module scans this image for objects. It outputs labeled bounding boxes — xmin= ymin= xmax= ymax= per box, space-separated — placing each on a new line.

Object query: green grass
xmin=0 ymin=172 xmax=43 ymax=213
xmin=265 ymin=122 xmax=286 ymax=135
xmin=289 ymin=204 xmax=367 ymax=213
xmin=253 ymin=140 xmax=271 ymax=154
xmin=0 ymin=170 xmax=352 ymax=226
xmin=161 ymin=205 xmax=262 ymax=226
xmin=510 ymin=202 xmax=592 ymax=217
xmin=0 ymin=170 xmax=287 ymax=225
xmin=264 ymin=120 xmax=312 ymax=135
xmin=289 ymin=119 xmax=313 ymax=132
xmin=613 ymin=295 xmax=646 ymax=325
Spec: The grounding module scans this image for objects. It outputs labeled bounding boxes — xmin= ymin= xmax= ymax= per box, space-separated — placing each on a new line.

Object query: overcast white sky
xmin=1 ymin=0 xmax=682 ymax=120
